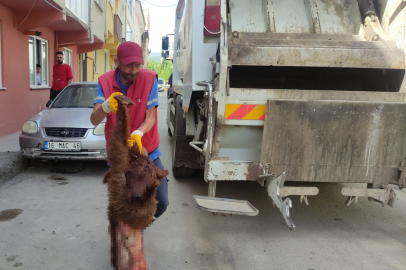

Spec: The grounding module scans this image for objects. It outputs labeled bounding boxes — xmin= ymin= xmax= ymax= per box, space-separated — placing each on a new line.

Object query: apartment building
xmin=0 ymin=0 xmax=106 ymax=136
xmin=84 ymin=0 xmax=150 ymax=82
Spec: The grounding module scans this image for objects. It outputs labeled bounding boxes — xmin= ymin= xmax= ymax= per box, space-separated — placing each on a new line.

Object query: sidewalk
xmin=0 ymin=132 xmax=28 ymax=185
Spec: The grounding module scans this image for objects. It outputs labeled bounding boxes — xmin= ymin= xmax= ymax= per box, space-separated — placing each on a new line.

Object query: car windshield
xmin=158 ymin=79 xmax=164 ymax=84
xmin=51 ymin=84 xmax=97 ymax=108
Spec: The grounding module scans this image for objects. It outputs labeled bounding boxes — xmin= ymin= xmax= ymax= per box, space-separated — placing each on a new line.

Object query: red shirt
xmin=52 ymin=64 xmax=73 ymax=91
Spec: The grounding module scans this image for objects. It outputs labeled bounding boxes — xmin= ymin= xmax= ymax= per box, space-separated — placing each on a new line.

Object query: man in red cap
xmin=91 ymin=42 xmax=168 ymax=219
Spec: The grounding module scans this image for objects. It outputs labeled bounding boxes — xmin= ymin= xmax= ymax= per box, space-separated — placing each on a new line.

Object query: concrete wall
xmin=93 ymin=50 xmax=106 ymax=81
xmin=85 ymin=0 xmax=116 ymax=82
xmin=127 ymin=0 xmax=145 ymax=44
xmin=107 ymin=1 xmax=115 ymax=38
xmin=134 ymin=1 xmax=145 ymax=45
xmin=93 ymin=0 xmax=107 ymax=42
xmin=83 ymin=49 xmax=110 ymax=82
xmin=82 ymin=0 xmax=150 ymax=83
xmin=103 ymin=49 xmax=111 ymax=74
xmin=70 ymin=45 xmax=80 ymax=82
xmin=126 ymin=3 xmax=135 ymax=42
xmin=53 ymin=0 xmax=65 ymax=9
xmin=380 ymin=0 xmax=406 ymax=92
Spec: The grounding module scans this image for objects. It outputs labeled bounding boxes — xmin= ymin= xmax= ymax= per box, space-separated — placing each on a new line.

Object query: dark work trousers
xmin=46 ymin=89 xmax=61 ymax=107
xmin=50 ymin=88 xmax=61 ymax=100
xmin=152 ymin=157 xmax=169 ymax=218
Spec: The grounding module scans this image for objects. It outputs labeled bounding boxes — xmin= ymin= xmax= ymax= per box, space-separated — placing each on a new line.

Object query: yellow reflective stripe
xmin=225 ymin=104 xmax=241 ymax=119
xmin=242 ymin=105 xmax=266 ymax=120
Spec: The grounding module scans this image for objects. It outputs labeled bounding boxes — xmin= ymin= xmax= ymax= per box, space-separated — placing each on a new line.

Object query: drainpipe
xmin=55 ymin=31 xmax=59 ymax=54
xmin=90 ymin=0 xmax=94 ymax=44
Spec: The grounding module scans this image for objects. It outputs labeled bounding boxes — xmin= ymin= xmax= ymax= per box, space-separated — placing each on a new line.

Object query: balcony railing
xmin=65 ymin=0 xmax=89 ymax=24
xmin=114 ymin=14 xmax=123 ymax=40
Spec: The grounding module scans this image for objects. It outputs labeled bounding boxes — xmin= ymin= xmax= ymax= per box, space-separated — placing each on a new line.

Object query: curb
xmin=0 ymin=152 xmax=28 ymax=185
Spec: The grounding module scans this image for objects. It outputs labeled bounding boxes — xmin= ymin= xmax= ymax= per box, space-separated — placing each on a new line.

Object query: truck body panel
xmin=174 ymin=0 xmax=217 ymax=112
xmin=166 ymin=0 xmax=406 ymax=222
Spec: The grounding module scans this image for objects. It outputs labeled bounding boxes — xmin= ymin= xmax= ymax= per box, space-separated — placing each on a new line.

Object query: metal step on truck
xmin=162 ymin=0 xmax=406 ymax=229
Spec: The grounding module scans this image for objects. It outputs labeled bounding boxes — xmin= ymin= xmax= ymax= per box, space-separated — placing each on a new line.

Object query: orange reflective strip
xmin=225 ymin=104 xmax=266 ymax=120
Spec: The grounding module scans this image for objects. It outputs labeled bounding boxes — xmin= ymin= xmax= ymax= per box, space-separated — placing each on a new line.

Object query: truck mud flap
xmin=260 ymin=100 xmax=406 ymax=186
xmin=193 ymin=195 xmax=259 ymax=216
xmin=173 ymin=135 xmax=201 ymax=170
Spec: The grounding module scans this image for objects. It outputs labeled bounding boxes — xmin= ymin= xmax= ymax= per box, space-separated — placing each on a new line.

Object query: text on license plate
xmin=44 ymin=141 xmax=81 ymax=151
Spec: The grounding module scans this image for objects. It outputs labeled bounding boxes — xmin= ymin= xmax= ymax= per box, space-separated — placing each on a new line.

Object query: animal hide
xmin=103 ymin=95 xmax=168 ymax=270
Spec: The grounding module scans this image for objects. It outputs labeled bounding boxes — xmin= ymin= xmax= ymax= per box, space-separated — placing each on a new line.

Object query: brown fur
xmin=103 ymin=95 xmax=168 ymax=268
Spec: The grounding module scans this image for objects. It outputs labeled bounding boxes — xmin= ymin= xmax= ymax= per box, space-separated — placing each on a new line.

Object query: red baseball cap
xmin=117 ymin=42 xmax=144 ymax=65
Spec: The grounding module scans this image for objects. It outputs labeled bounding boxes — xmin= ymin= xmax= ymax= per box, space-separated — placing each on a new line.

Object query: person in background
xmin=46 ymin=51 xmax=73 ymax=107
xmin=36 ymin=64 xmax=42 ymax=86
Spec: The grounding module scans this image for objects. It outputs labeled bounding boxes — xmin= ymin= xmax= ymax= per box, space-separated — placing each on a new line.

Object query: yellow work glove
xmin=101 ymin=92 xmax=123 ymax=113
xmin=127 ymin=130 xmax=143 ymax=153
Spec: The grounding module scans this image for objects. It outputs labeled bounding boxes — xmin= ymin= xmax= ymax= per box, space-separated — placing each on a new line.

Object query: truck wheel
xmin=172 ymin=94 xmax=194 ymax=178
xmin=173 ymin=166 xmax=194 ymax=178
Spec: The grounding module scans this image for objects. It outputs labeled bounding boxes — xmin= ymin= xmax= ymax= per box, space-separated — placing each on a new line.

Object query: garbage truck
xmin=162 ymin=0 xmax=406 ymax=229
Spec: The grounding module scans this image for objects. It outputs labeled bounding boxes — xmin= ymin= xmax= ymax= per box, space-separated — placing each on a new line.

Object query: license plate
xmin=44 ymin=141 xmax=81 ymax=151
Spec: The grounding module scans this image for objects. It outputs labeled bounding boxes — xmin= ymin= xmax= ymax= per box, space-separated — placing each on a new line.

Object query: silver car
xmin=19 ymin=82 xmax=107 ymax=160
xmin=158 ymin=78 xmax=164 ymax=92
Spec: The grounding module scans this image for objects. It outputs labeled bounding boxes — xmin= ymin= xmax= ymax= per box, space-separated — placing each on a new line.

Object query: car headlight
xmin=22 ymin=121 xmax=38 ymax=134
xmin=93 ymin=123 xmax=105 ymax=136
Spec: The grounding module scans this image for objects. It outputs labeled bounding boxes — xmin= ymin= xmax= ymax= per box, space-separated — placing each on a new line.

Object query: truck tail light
xmin=204 ymin=0 xmax=221 ymax=36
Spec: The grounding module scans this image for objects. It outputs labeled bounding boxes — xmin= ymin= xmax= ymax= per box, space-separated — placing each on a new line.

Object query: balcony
xmin=114 ymin=15 xmax=123 ymax=42
xmin=0 ymin=0 xmax=104 ymax=53
xmin=0 ymin=0 xmax=84 ymax=33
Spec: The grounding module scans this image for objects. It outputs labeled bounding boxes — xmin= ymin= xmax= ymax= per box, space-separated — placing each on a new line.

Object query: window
xmin=79 ymin=54 xmax=86 ymax=82
xmin=128 ymin=0 xmax=132 ymax=15
xmin=122 ymin=22 xmax=125 ymax=39
xmin=126 ymin=23 xmax=132 ymax=42
xmin=51 ymin=84 xmax=97 ymax=108
xmin=122 ymin=1 xmax=125 ymax=19
xmin=29 ymin=36 xmax=48 ymax=87
xmin=66 ymin=0 xmax=89 ymax=24
xmin=104 ymin=50 xmax=109 ymax=73
xmin=63 ymin=48 xmax=73 ymax=68
xmin=94 ymin=51 xmax=99 ymax=73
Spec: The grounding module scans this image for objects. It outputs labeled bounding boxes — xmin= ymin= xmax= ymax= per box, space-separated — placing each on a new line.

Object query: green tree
xmin=147 ymin=59 xmax=173 ymax=82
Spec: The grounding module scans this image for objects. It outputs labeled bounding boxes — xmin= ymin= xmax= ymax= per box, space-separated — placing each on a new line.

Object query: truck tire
xmin=173 ymin=166 xmax=194 ymax=178
xmin=172 ymin=94 xmax=194 ymax=178
xmin=167 ymin=87 xmax=173 ymax=99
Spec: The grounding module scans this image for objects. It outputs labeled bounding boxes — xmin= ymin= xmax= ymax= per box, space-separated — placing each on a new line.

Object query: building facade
xmin=82 ymin=0 xmax=150 ymax=83
xmin=0 ymin=0 xmax=107 ymax=137
xmin=0 ymin=0 xmax=148 ymax=137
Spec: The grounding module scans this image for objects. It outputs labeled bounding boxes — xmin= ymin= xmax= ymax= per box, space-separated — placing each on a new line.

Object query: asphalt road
xmin=1 ymin=93 xmax=406 ymax=270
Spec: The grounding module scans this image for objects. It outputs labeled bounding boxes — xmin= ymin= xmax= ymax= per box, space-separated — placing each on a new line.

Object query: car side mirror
xmin=162 ymin=36 xmax=169 ymax=51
